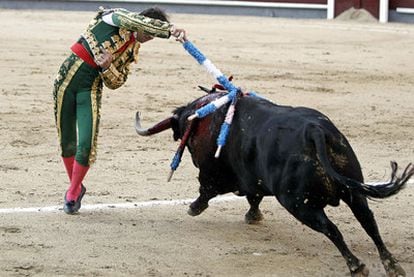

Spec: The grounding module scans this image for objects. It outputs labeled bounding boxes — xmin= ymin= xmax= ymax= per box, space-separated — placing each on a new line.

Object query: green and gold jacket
xmin=80 ymin=8 xmax=172 ymax=89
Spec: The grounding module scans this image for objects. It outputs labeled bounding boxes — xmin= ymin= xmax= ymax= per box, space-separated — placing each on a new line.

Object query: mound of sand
xmin=335 ymin=8 xmax=377 ymax=22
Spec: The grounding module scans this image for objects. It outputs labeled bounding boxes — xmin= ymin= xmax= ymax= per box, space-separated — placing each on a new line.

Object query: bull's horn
xmin=135 ymin=112 xmax=173 ymax=136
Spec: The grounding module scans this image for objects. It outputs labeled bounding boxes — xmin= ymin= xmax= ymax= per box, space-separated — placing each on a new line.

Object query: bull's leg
xmin=188 ymin=188 xmax=217 ymax=216
xmin=245 ymin=194 xmax=264 ymax=224
xmin=344 ymin=194 xmax=406 ymax=277
xmin=280 ymin=199 xmax=369 ymax=276
xmin=188 ymin=171 xmax=218 ymax=216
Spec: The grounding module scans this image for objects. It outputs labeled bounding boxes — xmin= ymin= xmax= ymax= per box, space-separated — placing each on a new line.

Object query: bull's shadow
xmin=136 ymin=88 xmax=413 ymax=277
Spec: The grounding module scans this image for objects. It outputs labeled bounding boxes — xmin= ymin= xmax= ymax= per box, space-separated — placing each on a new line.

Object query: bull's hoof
xmin=244 ymin=209 xmax=264 ymax=224
xmin=188 ymin=202 xmax=208 ymax=216
xmin=351 ymin=264 xmax=369 ymax=277
xmin=383 ymin=260 xmax=406 ymax=277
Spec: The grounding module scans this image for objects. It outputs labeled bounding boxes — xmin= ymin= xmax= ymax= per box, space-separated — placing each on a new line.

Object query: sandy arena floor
xmin=0 ymin=8 xmax=413 ymax=276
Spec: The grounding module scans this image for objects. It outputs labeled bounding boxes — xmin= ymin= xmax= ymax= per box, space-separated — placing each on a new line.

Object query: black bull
xmin=135 ymin=91 xmax=413 ymax=277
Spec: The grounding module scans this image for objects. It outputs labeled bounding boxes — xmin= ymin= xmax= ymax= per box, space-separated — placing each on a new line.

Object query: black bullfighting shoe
xmin=63 ymin=185 xmax=86 ymax=215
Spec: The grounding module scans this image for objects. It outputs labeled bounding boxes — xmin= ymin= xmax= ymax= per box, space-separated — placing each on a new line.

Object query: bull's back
xmin=223 ymin=97 xmax=363 ymax=195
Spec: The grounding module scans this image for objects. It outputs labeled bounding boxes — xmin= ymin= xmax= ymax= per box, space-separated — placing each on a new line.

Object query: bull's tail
xmin=311 ymin=127 xmax=414 ymax=199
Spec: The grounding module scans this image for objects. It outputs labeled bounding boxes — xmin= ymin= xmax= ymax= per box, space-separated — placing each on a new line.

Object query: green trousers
xmin=53 ymin=54 xmax=103 ymax=166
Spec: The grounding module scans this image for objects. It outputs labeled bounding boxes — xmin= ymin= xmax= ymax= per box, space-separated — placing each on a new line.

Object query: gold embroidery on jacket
xmin=133 ymin=42 xmax=140 ymax=63
xmin=100 ymin=41 xmax=140 ymax=89
xmin=81 ymin=29 xmax=101 ymax=60
xmin=79 ymin=10 xmax=143 ymax=89
xmin=119 ymin=28 xmax=130 ymax=41
xmin=105 ymin=30 xmax=130 ymax=54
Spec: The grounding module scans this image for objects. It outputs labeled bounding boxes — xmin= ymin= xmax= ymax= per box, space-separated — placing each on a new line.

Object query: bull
xmin=135 ymin=89 xmax=413 ymax=277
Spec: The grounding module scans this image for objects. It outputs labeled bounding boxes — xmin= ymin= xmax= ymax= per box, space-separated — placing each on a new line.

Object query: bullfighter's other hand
xmin=96 ymin=46 xmax=113 ymax=70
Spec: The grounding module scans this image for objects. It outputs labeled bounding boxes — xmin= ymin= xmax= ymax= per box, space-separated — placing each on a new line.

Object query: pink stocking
xmin=66 ymin=160 xmax=89 ymax=201
xmin=62 ymin=156 xmax=75 ymax=181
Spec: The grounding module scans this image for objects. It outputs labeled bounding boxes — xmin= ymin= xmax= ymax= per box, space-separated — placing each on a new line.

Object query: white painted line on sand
xmin=0 ymin=181 xmax=412 ymax=215
xmin=0 ymin=194 xmax=240 ymax=214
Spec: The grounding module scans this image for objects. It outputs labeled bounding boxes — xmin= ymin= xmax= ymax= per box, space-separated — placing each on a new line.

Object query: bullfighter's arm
xmin=102 ymin=9 xmax=172 ymax=39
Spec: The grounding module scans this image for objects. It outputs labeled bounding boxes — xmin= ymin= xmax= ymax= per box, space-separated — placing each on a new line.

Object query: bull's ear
xmin=198 ymin=85 xmax=214 ymax=94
